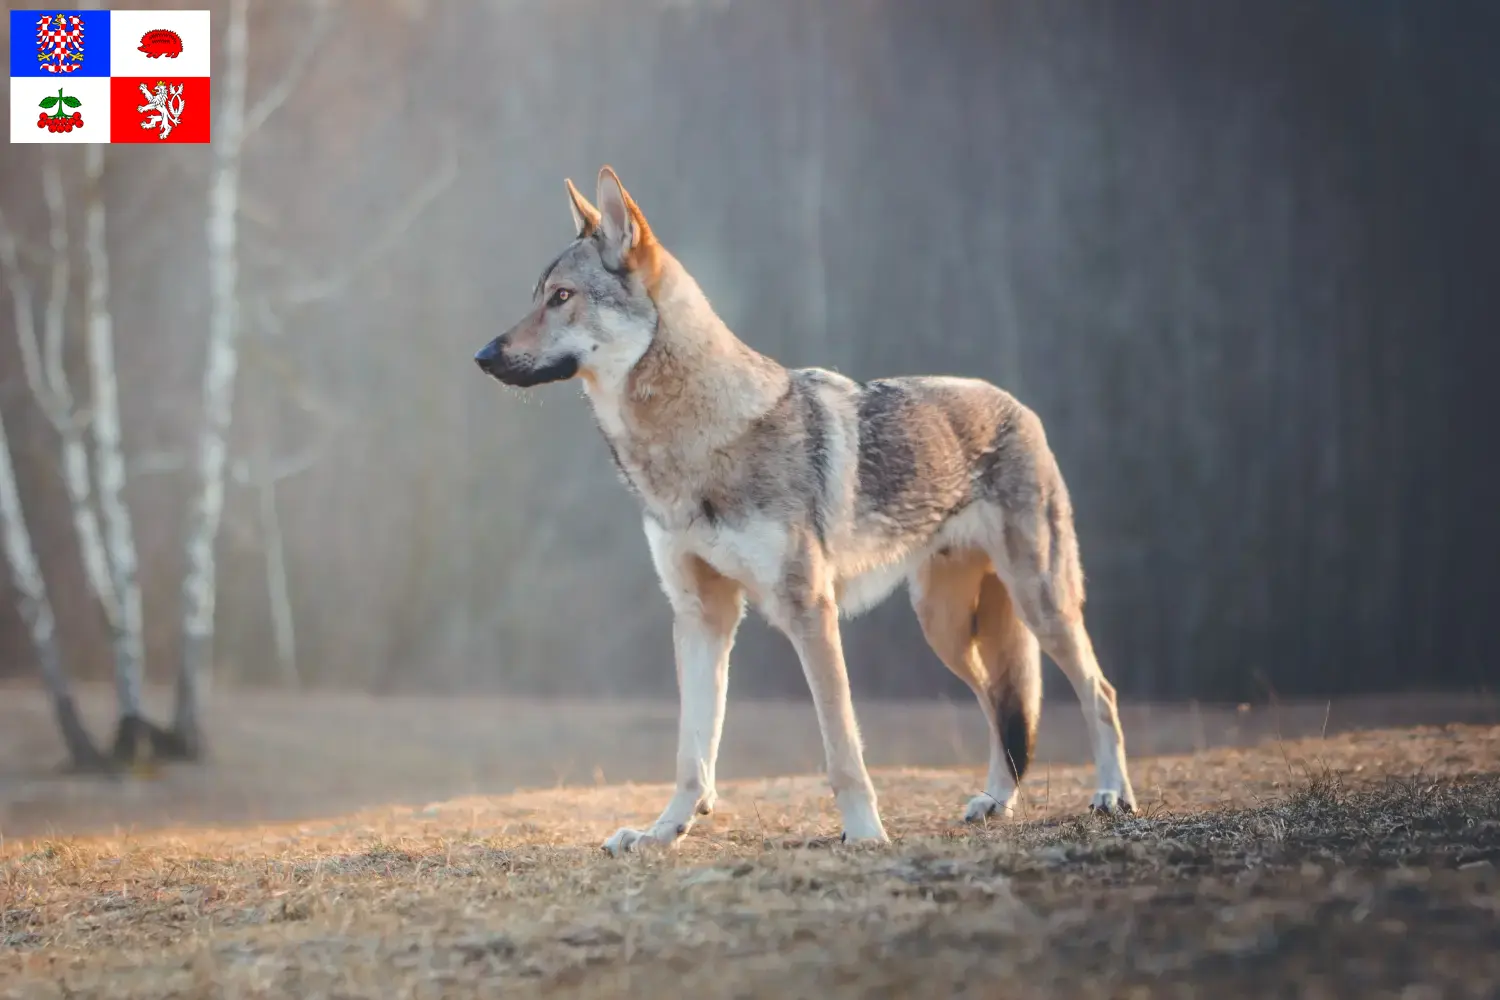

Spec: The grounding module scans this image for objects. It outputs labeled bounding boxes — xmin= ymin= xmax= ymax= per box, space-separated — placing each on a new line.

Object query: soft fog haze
xmin=1 ymin=0 xmax=1495 ymax=708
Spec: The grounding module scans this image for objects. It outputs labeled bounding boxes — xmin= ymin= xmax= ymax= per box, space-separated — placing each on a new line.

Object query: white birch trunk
xmin=255 ymin=463 xmax=299 ymax=687
xmin=37 ymin=165 xmax=124 ymax=642
xmin=1 ymin=168 xmax=132 ymax=759
xmin=0 ymin=415 xmax=106 ymax=769
xmin=175 ymin=0 xmax=249 ymax=747
xmin=82 ymin=144 xmax=147 ymax=725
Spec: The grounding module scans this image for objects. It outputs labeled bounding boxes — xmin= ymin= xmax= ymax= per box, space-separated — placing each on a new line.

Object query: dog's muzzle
xmin=473 ymin=339 xmax=579 ymax=387
xmin=473 ymin=338 xmax=506 ymax=376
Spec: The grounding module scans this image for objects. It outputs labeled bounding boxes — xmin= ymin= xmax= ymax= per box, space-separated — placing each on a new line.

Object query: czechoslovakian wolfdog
xmin=474 ymin=167 xmax=1135 ymax=854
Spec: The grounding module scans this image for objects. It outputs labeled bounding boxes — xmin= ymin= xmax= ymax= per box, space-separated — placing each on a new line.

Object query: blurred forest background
xmin=1 ymin=0 xmax=1496 ymax=722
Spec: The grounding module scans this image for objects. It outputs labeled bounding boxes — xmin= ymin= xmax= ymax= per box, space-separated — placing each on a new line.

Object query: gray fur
xmin=474 ymin=166 xmax=1135 ymax=852
xmin=536 ymin=234 xmax=642 ymax=313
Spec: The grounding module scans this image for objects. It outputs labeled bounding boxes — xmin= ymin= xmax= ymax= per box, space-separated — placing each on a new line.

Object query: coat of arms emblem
xmin=137 ymin=81 xmax=186 ymax=140
xmin=138 ymin=29 xmax=184 ymax=59
xmin=35 ymin=13 xmax=85 ymax=75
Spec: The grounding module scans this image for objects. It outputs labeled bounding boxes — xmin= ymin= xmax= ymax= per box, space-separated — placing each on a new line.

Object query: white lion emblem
xmin=137 ymin=81 xmax=185 ymax=140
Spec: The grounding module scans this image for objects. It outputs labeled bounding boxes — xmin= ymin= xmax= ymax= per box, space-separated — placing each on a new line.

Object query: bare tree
xmin=175 ymin=0 xmax=348 ymax=749
xmin=172 ymin=0 xmax=461 ymax=734
xmin=80 ymin=144 xmax=165 ymax=762
xmin=0 ymin=412 xmax=108 ymax=770
xmin=237 ymin=293 xmax=368 ymax=688
xmin=0 ymin=161 xmax=160 ymax=766
xmin=227 ymin=444 xmax=320 ymax=687
xmin=5 ymin=164 xmax=119 ymax=649
xmin=178 ymin=0 xmax=448 ymax=714
xmin=171 ymin=0 xmax=253 ymax=756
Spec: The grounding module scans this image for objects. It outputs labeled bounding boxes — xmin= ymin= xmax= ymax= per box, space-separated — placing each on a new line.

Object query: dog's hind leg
xmin=911 ymin=549 xmax=1041 ymax=822
xmin=992 ymin=496 xmax=1135 ymax=814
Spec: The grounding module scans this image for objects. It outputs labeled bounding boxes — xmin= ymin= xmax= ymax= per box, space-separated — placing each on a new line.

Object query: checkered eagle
xmin=36 ymin=13 xmax=85 ymax=75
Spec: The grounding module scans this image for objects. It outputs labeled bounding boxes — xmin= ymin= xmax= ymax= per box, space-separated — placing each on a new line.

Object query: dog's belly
xmin=674 ymin=504 xmax=999 ymax=620
xmin=832 ymin=505 xmax=1001 ymax=617
xmin=679 ymin=519 xmax=912 ymax=619
xmin=834 ymin=560 xmax=913 ymax=618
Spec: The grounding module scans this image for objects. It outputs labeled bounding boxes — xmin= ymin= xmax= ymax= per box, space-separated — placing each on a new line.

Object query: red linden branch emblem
xmin=37 ymin=88 xmax=83 ymax=133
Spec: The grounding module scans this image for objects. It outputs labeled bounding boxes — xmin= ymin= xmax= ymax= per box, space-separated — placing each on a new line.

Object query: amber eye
xmin=547 ymin=287 xmax=573 ymax=307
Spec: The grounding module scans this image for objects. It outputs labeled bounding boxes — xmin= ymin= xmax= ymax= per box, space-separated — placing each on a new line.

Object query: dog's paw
xmin=601 ymin=823 xmax=685 ymax=857
xmin=962 ymin=792 xmax=1017 ymax=824
xmin=832 ymin=793 xmax=889 ymax=846
xmin=1088 ymin=789 xmax=1136 ymax=815
xmin=695 ymin=790 xmax=717 ymax=816
xmin=837 ymin=812 xmax=890 ymax=846
xmin=838 ymin=828 xmax=891 ymax=846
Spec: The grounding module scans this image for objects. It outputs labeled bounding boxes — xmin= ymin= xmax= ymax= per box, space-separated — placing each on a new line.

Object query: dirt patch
xmin=2 ymin=723 xmax=1497 ymax=998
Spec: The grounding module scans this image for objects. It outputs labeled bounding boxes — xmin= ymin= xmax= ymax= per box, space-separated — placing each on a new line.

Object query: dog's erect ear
xmin=595 ymin=165 xmax=652 ymax=268
xmin=565 ymin=178 xmax=601 ymax=237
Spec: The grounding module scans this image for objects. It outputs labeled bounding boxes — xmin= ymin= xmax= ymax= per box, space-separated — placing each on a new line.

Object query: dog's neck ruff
xmin=581 ymin=260 xmax=789 ymax=523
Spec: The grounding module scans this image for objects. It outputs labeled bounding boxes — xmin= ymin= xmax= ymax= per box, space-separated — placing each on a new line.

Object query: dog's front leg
xmin=604 ymin=535 xmax=743 ymax=856
xmin=777 ymin=584 xmax=889 ymax=845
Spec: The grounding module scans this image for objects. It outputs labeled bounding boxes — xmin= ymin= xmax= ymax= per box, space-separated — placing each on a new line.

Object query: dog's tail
xmin=997 ymin=689 xmax=1037 ymax=782
xmin=976 ymin=573 xmax=1042 ymax=782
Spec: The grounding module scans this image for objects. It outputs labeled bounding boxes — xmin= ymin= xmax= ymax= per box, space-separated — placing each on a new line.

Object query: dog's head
xmin=474 ymin=166 xmax=662 ymax=390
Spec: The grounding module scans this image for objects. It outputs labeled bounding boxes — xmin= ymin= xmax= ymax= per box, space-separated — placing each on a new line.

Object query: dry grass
xmin=5 ymin=684 xmax=1495 ymax=840
xmin=2 ymin=723 xmax=1497 ymax=998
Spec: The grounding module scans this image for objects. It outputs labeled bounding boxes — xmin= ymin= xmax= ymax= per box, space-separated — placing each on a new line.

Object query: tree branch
xmin=279 ymin=130 xmax=458 ymax=306
xmin=234 ymin=301 xmax=343 ymax=484
xmin=3 ymin=161 xmax=120 ymax=625
xmin=134 ymin=437 xmax=326 ymax=488
xmin=113 ymin=147 xmax=194 ymax=237
xmin=0 ymin=210 xmax=42 ymax=394
xmin=129 ymin=301 xmax=346 ymax=484
xmin=41 ymin=158 xmax=76 ymax=416
xmin=0 ymin=205 xmax=68 ymax=431
xmin=229 ymin=439 xmax=323 ymax=487
xmin=242 ymin=0 xmax=335 ymax=140
xmin=240 ymin=303 xmax=350 ymax=427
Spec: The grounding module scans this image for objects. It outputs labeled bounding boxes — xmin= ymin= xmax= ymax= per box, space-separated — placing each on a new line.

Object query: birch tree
xmin=175 ymin=0 xmax=336 ymax=752
xmin=0 ymin=207 xmax=111 ymax=772
xmin=229 ymin=441 xmax=322 ymax=688
xmin=233 ymin=297 xmax=359 ymax=688
xmin=81 ymin=144 xmax=162 ymax=762
xmin=172 ymin=0 xmax=456 ymax=739
xmin=12 ymin=163 xmax=119 ymax=652
xmin=0 ymin=414 xmax=109 ymax=770
xmin=172 ymin=0 xmax=250 ymax=756
xmin=0 ymin=160 xmax=161 ymax=765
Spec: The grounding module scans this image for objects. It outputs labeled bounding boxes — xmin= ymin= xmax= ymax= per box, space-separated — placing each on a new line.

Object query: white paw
xmin=695 ymin=790 xmax=717 ymax=816
xmin=1089 ymin=789 xmax=1135 ymax=815
xmin=840 ymin=828 xmax=891 ymax=845
xmin=838 ymin=812 xmax=890 ymax=845
xmin=601 ymin=823 xmax=684 ymax=857
xmin=963 ymin=792 xmax=1017 ymax=824
xmin=833 ymin=795 xmax=889 ymax=845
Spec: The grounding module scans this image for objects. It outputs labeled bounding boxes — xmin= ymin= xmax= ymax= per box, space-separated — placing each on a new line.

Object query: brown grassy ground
xmin=2 ymin=714 xmax=1498 ymax=999
xmin=3 ymin=684 xmax=1497 ymax=838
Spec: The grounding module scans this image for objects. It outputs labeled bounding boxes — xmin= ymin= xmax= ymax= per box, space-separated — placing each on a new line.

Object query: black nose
xmin=474 ymin=340 xmax=500 ymax=373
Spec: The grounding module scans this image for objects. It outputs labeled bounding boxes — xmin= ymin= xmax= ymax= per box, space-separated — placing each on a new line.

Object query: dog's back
xmin=734 ymin=369 xmax=1082 ymax=622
